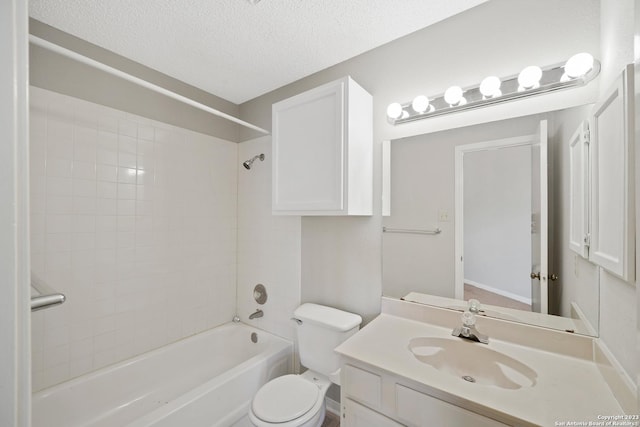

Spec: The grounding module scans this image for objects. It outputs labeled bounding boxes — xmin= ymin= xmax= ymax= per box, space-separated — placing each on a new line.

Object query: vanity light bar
xmin=386 ymin=53 xmax=600 ymax=125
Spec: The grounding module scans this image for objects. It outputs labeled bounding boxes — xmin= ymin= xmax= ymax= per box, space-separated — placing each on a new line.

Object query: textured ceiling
xmin=29 ymin=0 xmax=487 ymax=104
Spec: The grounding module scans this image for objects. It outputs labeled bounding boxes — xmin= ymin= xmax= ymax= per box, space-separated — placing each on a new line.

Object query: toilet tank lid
xmin=294 ymin=303 xmax=362 ymax=332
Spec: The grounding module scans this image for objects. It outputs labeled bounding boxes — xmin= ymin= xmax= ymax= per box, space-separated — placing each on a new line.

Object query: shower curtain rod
xmin=29 ymin=35 xmax=270 ymax=135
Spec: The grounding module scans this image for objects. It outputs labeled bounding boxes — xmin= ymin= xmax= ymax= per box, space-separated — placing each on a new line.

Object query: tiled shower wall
xmin=30 ymin=87 xmax=238 ymax=391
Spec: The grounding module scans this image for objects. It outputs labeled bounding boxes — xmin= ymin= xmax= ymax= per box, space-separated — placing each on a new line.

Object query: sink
xmin=408 ymin=337 xmax=537 ymax=390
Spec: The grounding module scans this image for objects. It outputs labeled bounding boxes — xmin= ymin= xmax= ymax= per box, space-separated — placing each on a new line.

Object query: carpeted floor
xmin=464 ymin=283 xmax=531 ymax=311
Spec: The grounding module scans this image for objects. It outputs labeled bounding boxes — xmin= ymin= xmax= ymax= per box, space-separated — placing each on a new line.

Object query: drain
xmin=462 ymin=375 xmax=476 ymax=383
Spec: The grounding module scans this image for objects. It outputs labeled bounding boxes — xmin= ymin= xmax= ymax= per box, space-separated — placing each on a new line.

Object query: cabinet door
xmin=343 ymin=398 xmax=404 ymax=427
xmin=568 ymin=121 xmax=590 ymax=258
xmin=588 ymin=64 xmax=635 ymax=281
xmin=395 ymin=385 xmax=508 ymax=427
xmin=272 ymin=80 xmax=345 ymax=213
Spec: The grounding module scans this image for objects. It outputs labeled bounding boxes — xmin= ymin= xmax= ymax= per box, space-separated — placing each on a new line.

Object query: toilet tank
xmin=293 ymin=303 xmax=362 ymax=377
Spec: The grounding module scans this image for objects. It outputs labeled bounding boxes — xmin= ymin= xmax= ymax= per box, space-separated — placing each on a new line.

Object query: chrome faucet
xmin=452 ymin=309 xmax=489 ymax=344
xmin=249 ymin=309 xmax=263 ymax=320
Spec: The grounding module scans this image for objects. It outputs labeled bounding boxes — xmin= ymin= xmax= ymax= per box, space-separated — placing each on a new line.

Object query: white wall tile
xmin=30 ymin=87 xmax=238 ymax=391
xmin=73 ymin=161 xmax=96 ymax=180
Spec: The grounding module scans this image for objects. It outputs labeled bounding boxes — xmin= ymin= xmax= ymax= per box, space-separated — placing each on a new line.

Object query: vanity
xmin=335 ymin=297 xmax=625 ymax=426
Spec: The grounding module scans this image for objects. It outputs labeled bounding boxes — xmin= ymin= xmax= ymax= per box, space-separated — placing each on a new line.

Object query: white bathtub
xmin=32 ymin=323 xmax=293 ymax=427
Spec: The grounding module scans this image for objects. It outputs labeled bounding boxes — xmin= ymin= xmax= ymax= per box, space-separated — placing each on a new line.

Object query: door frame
xmin=0 ymin=1 xmax=31 ymax=425
xmin=454 ymin=133 xmax=543 ymax=310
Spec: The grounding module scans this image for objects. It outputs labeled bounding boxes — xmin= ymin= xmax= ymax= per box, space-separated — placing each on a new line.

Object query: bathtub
xmin=32 ymin=323 xmax=293 ymax=427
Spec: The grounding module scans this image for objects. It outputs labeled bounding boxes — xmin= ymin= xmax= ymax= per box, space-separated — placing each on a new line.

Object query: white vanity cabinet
xmin=343 ymin=399 xmax=403 ymax=427
xmin=271 ymin=76 xmax=373 ymax=215
xmin=341 ymin=363 xmax=510 ymax=427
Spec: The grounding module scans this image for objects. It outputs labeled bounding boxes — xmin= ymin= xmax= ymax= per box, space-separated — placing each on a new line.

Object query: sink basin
xmin=408 ymin=337 xmax=537 ymax=390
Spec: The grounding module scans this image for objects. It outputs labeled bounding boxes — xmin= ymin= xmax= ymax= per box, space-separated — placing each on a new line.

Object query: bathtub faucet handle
xmin=290 ymin=317 xmax=302 ymax=325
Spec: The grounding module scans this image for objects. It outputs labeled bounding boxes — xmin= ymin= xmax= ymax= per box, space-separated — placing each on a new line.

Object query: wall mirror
xmin=382 ymin=107 xmax=600 ymax=336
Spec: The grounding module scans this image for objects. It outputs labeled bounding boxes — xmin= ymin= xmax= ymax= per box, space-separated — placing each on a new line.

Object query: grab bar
xmin=31 ymin=293 xmax=66 ymax=311
xmin=382 ymin=226 xmax=442 ymax=235
xmin=30 ymin=274 xmax=66 ymax=312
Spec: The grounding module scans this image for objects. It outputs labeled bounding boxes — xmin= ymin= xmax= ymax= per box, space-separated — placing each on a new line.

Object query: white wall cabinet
xmin=568 ymin=121 xmax=590 ymax=258
xmin=341 ymin=363 xmax=509 ymax=427
xmin=272 ymin=76 xmax=372 ymax=215
xmin=588 ymin=64 xmax=635 ymax=282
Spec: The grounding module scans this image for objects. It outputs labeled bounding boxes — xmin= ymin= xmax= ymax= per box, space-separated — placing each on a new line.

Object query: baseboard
xmin=594 ymin=339 xmax=638 ymax=413
xmin=569 ymin=302 xmax=597 ymax=336
xmin=464 ymin=279 xmax=532 ymax=305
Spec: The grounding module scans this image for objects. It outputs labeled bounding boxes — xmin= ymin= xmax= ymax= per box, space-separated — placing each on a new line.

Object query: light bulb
xmin=564 ymin=53 xmax=594 ymax=79
xmin=518 ymin=66 xmax=542 ymax=90
xmin=479 ymin=76 xmax=502 ymax=98
xmin=444 ymin=86 xmax=465 ymax=106
xmin=386 ymin=103 xmax=403 ymax=120
xmin=411 ymin=95 xmax=430 ymax=113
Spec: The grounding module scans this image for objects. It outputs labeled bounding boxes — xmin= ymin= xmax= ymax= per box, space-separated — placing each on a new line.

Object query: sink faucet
xmin=452 ymin=310 xmax=489 ymax=344
xmin=249 ymin=309 xmax=263 ymax=320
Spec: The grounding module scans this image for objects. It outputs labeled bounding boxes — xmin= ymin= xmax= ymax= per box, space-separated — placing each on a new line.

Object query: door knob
xmin=530 ymin=272 xmax=540 ymax=280
xmin=549 ymin=273 xmax=559 ymax=281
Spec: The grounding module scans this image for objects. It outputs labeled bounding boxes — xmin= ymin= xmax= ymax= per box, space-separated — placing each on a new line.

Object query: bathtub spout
xmin=249 ymin=309 xmax=263 ymax=320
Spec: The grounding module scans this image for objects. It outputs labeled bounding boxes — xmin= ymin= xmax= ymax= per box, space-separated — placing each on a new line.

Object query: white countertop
xmin=335 ymin=313 xmax=623 ymax=426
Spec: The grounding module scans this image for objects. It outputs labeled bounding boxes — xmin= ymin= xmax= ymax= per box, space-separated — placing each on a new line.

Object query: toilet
xmin=249 ymin=303 xmax=362 ymax=427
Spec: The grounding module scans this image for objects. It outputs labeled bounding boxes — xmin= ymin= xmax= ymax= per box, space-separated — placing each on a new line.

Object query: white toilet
xmin=249 ymin=303 xmax=362 ymax=427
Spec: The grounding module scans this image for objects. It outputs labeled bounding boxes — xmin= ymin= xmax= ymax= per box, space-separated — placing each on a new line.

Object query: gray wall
xmin=239 ymin=0 xmax=601 ymax=324
xmin=635 ymin=0 xmax=640 ymax=410
xmin=30 ymin=19 xmax=241 ymax=142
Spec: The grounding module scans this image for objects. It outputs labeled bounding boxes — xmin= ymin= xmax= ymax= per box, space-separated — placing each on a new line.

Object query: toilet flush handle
xmin=290 ymin=317 xmax=303 ymax=325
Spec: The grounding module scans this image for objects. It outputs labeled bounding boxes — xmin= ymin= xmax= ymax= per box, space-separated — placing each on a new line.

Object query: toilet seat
xmin=252 ymin=375 xmax=320 ymax=423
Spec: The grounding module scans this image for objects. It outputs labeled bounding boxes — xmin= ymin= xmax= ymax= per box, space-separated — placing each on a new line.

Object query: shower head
xmin=243 ymin=153 xmax=265 ymax=170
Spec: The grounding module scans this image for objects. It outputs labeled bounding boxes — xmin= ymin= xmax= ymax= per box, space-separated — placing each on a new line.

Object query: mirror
xmin=382 ymin=108 xmax=600 ymax=336
xmin=455 ymin=133 xmax=546 ymax=312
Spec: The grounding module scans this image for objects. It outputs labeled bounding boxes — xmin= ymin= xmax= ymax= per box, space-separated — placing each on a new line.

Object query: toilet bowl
xmin=248 ymin=371 xmax=330 ymax=427
xmin=248 ymin=303 xmax=362 ymax=427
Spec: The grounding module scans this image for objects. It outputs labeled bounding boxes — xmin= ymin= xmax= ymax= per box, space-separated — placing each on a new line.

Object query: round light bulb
xmin=518 ymin=65 xmax=543 ymax=90
xmin=411 ymin=95 xmax=430 ymax=113
xmin=444 ymin=86 xmax=464 ymax=106
xmin=479 ymin=76 xmax=502 ymax=98
xmin=564 ymin=52 xmax=594 ymax=79
xmin=386 ymin=103 xmax=403 ymax=120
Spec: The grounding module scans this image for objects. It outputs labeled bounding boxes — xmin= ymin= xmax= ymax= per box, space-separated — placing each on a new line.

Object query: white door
xmin=0 ymin=0 xmax=31 ymax=425
xmin=530 ymin=120 xmax=548 ymax=314
xmin=455 ymin=124 xmax=548 ymax=313
xmin=568 ymin=122 xmax=590 ymax=258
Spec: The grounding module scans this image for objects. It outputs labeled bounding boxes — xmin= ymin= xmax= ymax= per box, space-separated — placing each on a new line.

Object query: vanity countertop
xmin=335 ymin=313 xmax=623 ymax=426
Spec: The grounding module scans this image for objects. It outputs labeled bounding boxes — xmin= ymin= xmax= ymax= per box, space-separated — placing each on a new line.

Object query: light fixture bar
xmin=387 ymin=55 xmax=600 ymax=125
